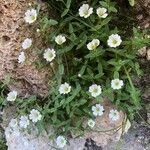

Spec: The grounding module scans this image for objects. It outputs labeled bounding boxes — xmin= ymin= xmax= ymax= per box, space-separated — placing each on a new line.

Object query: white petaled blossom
xmin=96 ymin=7 xmax=108 ymax=18
xmin=19 ymin=116 xmax=30 ymax=128
xmin=55 ymin=35 xmax=66 ymax=45
xmin=87 ymin=39 xmax=100 ymax=50
xmin=43 ymin=48 xmax=56 ymax=62
xmin=7 ymin=91 xmax=17 ymax=102
xmin=88 ymin=119 xmax=95 ymax=128
xmin=29 ymin=109 xmax=42 ymax=123
xmin=24 ymin=9 xmax=37 ymax=24
xmin=109 ymin=109 xmax=120 ymax=121
xmin=18 ymin=51 xmax=26 ymax=64
xmin=92 ymin=104 xmax=104 ymax=116
xmin=56 ymin=136 xmax=67 ymax=148
xmin=111 ymin=79 xmax=124 ymax=90
xmin=36 ymin=29 xmax=40 ymax=32
xmin=89 ymin=84 xmax=102 ymax=97
xmin=59 ymin=82 xmax=71 ymax=94
xmin=79 ymin=4 xmax=93 ymax=18
xmin=107 ymin=34 xmax=122 ymax=48
xmin=22 ymin=38 xmax=32 ymax=50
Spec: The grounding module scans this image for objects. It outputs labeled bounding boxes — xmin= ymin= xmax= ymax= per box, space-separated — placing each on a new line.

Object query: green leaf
xmin=109 ymin=7 xmax=117 ymax=13
xmin=78 ymin=65 xmax=86 ymax=76
xmin=128 ymin=0 xmax=135 ymax=6
xmin=64 ymin=83 xmax=81 ymax=106
xmin=76 ymin=34 xmax=87 ymax=50
xmin=69 ymin=24 xmax=74 ymax=33
xmin=85 ymin=49 xmax=105 ymax=59
xmin=61 ymin=0 xmax=72 ymax=17
xmin=103 ymin=88 xmax=114 ymax=102
xmin=134 ymin=62 xmax=143 ymax=76
xmin=97 ymin=63 xmax=103 ymax=75
xmin=48 ymin=19 xmax=58 ymax=25
xmin=58 ymin=44 xmax=75 ymax=54
xmin=99 ymin=1 xmax=108 ymax=8
xmin=58 ymin=64 xmax=64 ymax=75
xmin=61 ymin=8 xmax=69 ymax=17
xmin=94 ymin=73 xmax=104 ymax=79
xmin=78 ymin=61 xmax=87 ymax=76
xmin=114 ymin=71 xmax=119 ymax=79
xmin=66 ymin=0 xmax=72 ymax=8
xmin=36 ymin=121 xmax=44 ymax=134
xmin=66 ymin=104 xmax=70 ymax=114
xmin=78 ymin=99 xmax=87 ymax=106
xmin=94 ymin=17 xmax=112 ymax=30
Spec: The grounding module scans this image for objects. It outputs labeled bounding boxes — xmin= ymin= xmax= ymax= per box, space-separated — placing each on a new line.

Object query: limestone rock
xmin=84 ymin=100 xmax=125 ymax=147
xmin=4 ymin=122 xmax=86 ymax=150
xmin=135 ymin=0 xmax=150 ymax=29
xmin=138 ymin=47 xmax=147 ymax=57
xmin=0 ymin=0 xmax=53 ymax=96
xmin=2 ymin=99 xmax=126 ymax=149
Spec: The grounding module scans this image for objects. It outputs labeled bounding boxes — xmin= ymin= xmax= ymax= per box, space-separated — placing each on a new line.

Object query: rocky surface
xmin=0 ymin=0 xmax=53 ymax=97
xmin=4 ymin=122 xmax=86 ymax=150
xmin=103 ymin=122 xmax=150 ymax=150
xmin=84 ymin=100 xmax=125 ymax=147
xmin=135 ymin=0 xmax=150 ymax=29
xmin=1 ymin=100 xmax=126 ymax=150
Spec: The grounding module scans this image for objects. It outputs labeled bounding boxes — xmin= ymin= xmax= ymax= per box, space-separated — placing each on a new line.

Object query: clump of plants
xmin=1 ymin=0 xmax=149 ymax=149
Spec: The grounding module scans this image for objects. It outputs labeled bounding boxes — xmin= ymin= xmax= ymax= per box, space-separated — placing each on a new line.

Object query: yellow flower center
xmin=31 ymin=15 xmax=35 ymax=21
xmin=48 ymin=53 xmax=53 ymax=59
xmin=61 ymin=140 xmax=64 ymax=144
xmin=93 ymin=88 xmax=98 ymax=93
xmin=64 ymin=87 xmax=69 ymax=92
xmin=84 ymin=10 xmax=89 ymax=16
xmin=115 ymin=82 xmax=119 ymax=86
xmin=96 ymin=108 xmax=100 ymax=112
xmin=112 ymin=39 xmax=117 ymax=45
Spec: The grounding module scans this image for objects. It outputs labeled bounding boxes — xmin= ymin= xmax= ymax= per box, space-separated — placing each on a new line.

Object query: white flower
xmin=7 ymin=91 xmax=17 ymax=102
xmin=56 ymin=136 xmax=67 ymax=148
xmin=109 ymin=109 xmax=120 ymax=121
xmin=107 ymin=34 xmax=122 ymax=48
xmin=78 ymin=74 xmax=81 ymax=77
xmin=88 ymin=119 xmax=95 ymax=128
xmin=96 ymin=7 xmax=108 ymax=18
xmin=36 ymin=29 xmax=40 ymax=32
xmin=24 ymin=9 xmax=37 ymax=24
xmin=111 ymin=79 xmax=124 ymax=90
xmin=92 ymin=104 xmax=104 ymax=116
xmin=43 ymin=48 xmax=56 ymax=62
xmin=19 ymin=116 xmax=30 ymax=128
xmin=28 ymin=3 xmax=32 ymax=6
xmin=79 ymin=4 xmax=93 ymax=18
xmin=59 ymin=82 xmax=71 ymax=94
xmin=87 ymin=39 xmax=100 ymax=50
xmin=18 ymin=52 xmax=26 ymax=64
xmin=55 ymin=35 xmax=66 ymax=45
xmin=29 ymin=109 xmax=42 ymax=123
xmin=22 ymin=38 xmax=32 ymax=49
xmin=89 ymin=84 xmax=102 ymax=97
xmin=9 ymin=118 xmax=18 ymax=129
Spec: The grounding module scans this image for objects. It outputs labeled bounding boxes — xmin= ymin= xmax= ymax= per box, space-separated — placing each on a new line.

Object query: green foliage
xmin=0 ymin=139 xmax=7 ymax=150
xmin=1 ymin=0 xmax=150 ymax=137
